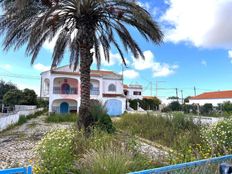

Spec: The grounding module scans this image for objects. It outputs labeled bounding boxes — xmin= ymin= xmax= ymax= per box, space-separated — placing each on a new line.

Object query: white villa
xmin=40 ymin=65 xmax=143 ymax=116
xmin=189 ymin=90 xmax=232 ymax=106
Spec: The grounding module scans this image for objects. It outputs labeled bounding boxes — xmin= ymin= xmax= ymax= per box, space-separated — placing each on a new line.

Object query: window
xmin=108 ymin=84 xmax=116 ymax=92
xmin=133 ymin=91 xmax=141 ymax=95
xmin=90 ymin=83 xmax=93 ymax=90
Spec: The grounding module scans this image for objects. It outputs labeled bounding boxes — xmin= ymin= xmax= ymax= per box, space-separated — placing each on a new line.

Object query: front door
xmin=60 ymin=102 xmax=69 ymax=113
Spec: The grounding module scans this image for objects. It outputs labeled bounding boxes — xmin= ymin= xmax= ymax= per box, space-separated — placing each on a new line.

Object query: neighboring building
xmin=123 ymin=84 xmax=143 ymax=100
xmin=40 ymin=65 xmax=126 ymax=116
xmin=189 ymin=90 xmax=232 ymax=106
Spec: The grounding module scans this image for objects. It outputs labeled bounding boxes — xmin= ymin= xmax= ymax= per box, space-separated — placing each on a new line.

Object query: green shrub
xmin=90 ymin=100 xmax=115 ymax=133
xmin=46 ymin=113 xmax=77 ymax=123
xmin=35 ymin=129 xmax=75 ymax=174
xmin=17 ymin=115 xmax=27 ymax=125
xmin=200 ymin=103 xmax=213 ymax=115
xmin=129 ymin=99 xmax=139 ymax=110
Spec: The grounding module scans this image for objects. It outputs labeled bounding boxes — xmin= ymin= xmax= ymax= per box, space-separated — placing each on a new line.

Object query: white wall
xmin=0 ymin=108 xmax=43 ymax=131
xmin=126 ymin=88 xmax=143 ymax=100
xmin=15 ymin=105 xmax=37 ymax=111
xmin=103 ymin=79 xmax=123 ymax=94
xmin=189 ymin=98 xmax=232 ymax=106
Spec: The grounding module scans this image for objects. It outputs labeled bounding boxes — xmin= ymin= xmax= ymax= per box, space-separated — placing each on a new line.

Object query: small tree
xmin=3 ymin=89 xmax=23 ymax=109
xmin=169 ymin=101 xmax=181 ymax=111
xmin=200 ymin=103 xmax=213 ymax=115
xmin=21 ymin=88 xmax=37 ymax=105
xmin=222 ymin=101 xmax=232 ymax=113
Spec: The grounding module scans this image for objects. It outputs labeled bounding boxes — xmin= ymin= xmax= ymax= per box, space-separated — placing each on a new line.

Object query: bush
xmin=200 ymin=103 xmax=213 ymax=115
xmin=90 ymin=100 xmax=115 ymax=133
xmin=129 ymin=99 xmax=139 ymax=110
xmin=46 ymin=113 xmax=77 ymax=123
xmin=200 ymin=118 xmax=232 ymax=157
xmin=34 ymin=129 xmax=75 ymax=174
xmin=17 ymin=115 xmax=27 ymax=125
xmin=37 ymin=98 xmax=49 ymax=109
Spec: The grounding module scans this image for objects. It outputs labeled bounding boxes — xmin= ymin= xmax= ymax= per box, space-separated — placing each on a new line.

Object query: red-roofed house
xmin=40 ymin=65 xmax=126 ymax=116
xmin=189 ymin=90 xmax=232 ymax=106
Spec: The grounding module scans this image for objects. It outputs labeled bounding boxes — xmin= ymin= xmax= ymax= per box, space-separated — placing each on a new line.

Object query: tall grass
xmin=46 ymin=113 xmax=77 ymax=123
xmin=115 ymin=112 xmax=202 ymax=149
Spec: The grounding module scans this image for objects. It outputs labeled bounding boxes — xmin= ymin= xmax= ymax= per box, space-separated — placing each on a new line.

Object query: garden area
xmin=29 ymin=102 xmax=232 ymax=174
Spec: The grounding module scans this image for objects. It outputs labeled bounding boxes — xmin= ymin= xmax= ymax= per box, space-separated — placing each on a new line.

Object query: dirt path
xmin=0 ymin=115 xmax=73 ymax=169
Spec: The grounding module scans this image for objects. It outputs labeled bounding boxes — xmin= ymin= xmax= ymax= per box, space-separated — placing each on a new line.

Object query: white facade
xmin=189 ymin=98 xmax=232 ymax=107
xmin=40 ymin=65 xmax=126 ymax=116
xmin=123 ymin=84 xmax=143 ymax=100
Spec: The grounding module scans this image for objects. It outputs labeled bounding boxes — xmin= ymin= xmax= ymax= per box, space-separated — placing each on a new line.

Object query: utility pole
xmin=155 ymin=81 xmax=165 ymax=98
xmin=150 ymin=81 xmax=152 ymax=96
xmin=181 ymin=90 xmax=183 ymax=104
xmin=176 ymin=88 xmax=178 ymax=101
xmin=194 ymin=86 xmax=196 ymax=96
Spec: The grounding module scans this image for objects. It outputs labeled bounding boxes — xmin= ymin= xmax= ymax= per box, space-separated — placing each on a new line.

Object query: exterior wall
xmin=41 ymin=69 xmax=127 ymax=115
xmin=126 ymin=88 xmax=143 ymax=100
xmin=51 ymin=99 xmax=78 ymax=113
xmin=0 ymin=108 xmax=43 ymax=131
xmin=103 ymin=79 xmax=123 ymax=94
xmin=189 ymin=98 xmax=232 ymax=106
xmin=15 ymin=105 xmax=37 ymax=111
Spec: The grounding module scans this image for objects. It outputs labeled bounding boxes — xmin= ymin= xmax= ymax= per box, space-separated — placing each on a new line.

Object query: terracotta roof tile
xmin=123 ymin=84 xmax=129 ymax=89
xmin=191 ymin=90 xmax=232 ymax=100
xmin=143 ymin=96 xmax=155 ymax=100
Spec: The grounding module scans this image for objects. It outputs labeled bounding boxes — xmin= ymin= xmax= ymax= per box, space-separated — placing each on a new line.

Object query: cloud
xmin=0 ymin=64 xmax=12 ymax=71
xmin=33 ymin=63 xmax=50 ymax=72
xmin=132 ymin=50 xmax=178 ymax=77
xmin=132 ymin=50 xmax=154 ymax=70
xmin=228 ymin=50 xmax=232 ymax=63
xmin=93 ymin=45 xmax=130 ymax=67
xmin=161 ymin=0 xmax=232 ymax=49
xmin=201 ymin=60 xmax=207 ymax=66
xmin=153 ymin=63 xmax=178 ymax=77
xmin=121 ymin=69 xmax=139 ymax=79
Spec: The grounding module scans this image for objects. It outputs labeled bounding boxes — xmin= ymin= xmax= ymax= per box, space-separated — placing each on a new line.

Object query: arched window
xmin=90 ymin=83 xmax=94 ymax=90
xmin=108 ymin=84 xmax=116 ymax=92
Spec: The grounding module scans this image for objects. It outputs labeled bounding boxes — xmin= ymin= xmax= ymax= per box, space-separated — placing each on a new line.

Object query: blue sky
xmin=1 ymin=0 xmax=232 ymax=102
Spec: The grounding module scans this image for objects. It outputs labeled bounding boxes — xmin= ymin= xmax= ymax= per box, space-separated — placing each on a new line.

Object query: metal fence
xmin=130 ymin=155 xmax=232 ymax=174
xmin=0 ymin=166 xmax=32 ymax=174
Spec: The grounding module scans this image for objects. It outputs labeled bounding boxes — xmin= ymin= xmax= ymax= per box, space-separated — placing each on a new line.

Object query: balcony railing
xmin=90 ymin=87 xmax=100 ymax=95
xmin=53 ymin=87 xmax=78 ymax=94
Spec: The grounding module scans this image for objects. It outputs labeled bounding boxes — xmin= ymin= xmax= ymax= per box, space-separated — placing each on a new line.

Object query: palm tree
xmin=0 ymin=0 xmax=163 ymax=131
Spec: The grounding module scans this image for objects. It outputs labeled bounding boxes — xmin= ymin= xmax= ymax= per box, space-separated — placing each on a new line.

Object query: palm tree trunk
xmin=78 ymin=27 xmax=94 ymax=132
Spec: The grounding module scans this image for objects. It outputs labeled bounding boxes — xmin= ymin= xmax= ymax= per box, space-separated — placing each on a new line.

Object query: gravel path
xmin=0 ymin=115 xmax=73 ymax=169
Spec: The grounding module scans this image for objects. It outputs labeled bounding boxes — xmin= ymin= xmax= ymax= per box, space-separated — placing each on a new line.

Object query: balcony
xmin=90 ymin=87 xmax=100 ymax=95
xmin=53 ymin=87 xmax=78 ymax=94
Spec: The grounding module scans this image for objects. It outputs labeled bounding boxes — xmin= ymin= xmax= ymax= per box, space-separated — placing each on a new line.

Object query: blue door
xmin=60 ymin=102 xmax=69 ymax=113
xmin=105 ymin=99 xmax=122 ymax=116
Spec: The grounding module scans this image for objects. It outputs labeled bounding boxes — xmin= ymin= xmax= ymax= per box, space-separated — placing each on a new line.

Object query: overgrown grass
xmin=46 ymin=113 xmax=77 ymax=123
xmin=34 ymin=128 xmax=163 ymax=174
xmin=114 ymin=113 xmax=202 ymax=150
